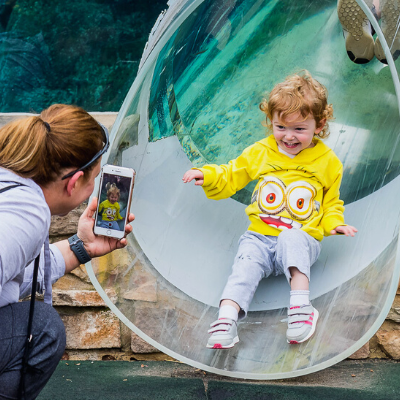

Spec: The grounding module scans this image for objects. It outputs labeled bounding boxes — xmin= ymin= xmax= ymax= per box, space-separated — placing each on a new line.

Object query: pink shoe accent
xmin=292 ymin=314 xmax=314 ymax=324
xmin=290 ymin=306 xmax=301 ymax=309
xmin=289 ymin=340 xmax=299 ymax=344
xmin=213 ymin=344 xmax=223 ymax=349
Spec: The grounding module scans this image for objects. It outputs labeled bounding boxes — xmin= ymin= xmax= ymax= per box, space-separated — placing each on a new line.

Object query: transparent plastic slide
xmin=87 ymin=0 xmax=400 ymax=379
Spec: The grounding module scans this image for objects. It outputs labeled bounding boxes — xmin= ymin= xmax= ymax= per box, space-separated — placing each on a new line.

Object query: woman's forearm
xmin=53 ymin=239 xmax=81 ymax=274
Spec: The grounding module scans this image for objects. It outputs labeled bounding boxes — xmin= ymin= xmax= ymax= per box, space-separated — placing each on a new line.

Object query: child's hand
xmin=330 ymin=225 xmax=358 ymax=237
xmin=182 ymin=169 xmax=204 ymax=186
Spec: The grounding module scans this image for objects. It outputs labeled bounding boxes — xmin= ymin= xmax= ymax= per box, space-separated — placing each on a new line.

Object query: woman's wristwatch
xmin=68 ymin=234 xmax=92 ymax=264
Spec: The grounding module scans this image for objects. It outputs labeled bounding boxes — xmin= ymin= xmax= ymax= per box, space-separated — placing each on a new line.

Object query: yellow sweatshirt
xmin=199 ymin=135 xmax=345 ymax=241
xmin=98 ymin=199 xmax=123 ymax=221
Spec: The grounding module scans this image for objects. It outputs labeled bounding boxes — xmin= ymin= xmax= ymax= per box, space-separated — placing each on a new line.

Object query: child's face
xmin=272 ymin=112 xmax=324 ymax=156
xmin=109 ymin=193 xmax=119 ymax=204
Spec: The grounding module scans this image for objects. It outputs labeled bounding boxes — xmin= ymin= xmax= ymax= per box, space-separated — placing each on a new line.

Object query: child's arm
xmin=116 ymin=203 xmax=123 ymax=220
xmin=182 ymin=145 xmax=257 ymax=200
xmin=320 ymin=166 xmax=357 ymax=237
xmin=182 ymin=169 xmax=204 ymax=186
xmin=330 ymin=225 xmax=358 ymax=237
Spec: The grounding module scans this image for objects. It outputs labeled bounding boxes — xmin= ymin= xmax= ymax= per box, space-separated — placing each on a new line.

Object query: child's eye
xmin=276 ymin=125 xmax=285 ymax=130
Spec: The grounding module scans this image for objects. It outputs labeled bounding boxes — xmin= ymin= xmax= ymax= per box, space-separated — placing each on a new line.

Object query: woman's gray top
xmin=0 ymin=167 xmax=65 ymax=307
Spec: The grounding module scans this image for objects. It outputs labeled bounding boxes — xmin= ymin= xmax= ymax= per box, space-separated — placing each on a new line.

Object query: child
xmin=182 ymin=71 xmax=357 ymax=348
xmin=98 ymin=182 xmax=123 ymax=230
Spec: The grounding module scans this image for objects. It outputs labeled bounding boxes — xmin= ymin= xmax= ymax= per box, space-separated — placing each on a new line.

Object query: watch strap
xmin=68 ymin=234 xmax=91 ymax=264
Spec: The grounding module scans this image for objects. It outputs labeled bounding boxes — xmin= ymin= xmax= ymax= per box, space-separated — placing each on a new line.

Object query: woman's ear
xmin=66 ymin=171 xmax=84 ymax=196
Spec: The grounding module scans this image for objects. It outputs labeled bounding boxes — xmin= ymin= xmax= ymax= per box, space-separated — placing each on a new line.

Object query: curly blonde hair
xmin=106 ymin=182 xmax=120 ymax=200
xmin=259 ymin=70 xmax=334 ymax=139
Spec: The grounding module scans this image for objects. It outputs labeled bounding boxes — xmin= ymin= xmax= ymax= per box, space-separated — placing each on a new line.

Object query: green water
xmin=0 ymin=0 xmax=167 ymax=112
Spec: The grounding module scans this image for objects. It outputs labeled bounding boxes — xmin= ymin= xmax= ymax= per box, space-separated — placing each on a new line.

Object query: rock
xmin=120 ymin=323 xmax=134 ymax=352
xmin=368 ymin=335 xmax=389 ymax=359
xmin=69 ymin=264 xmax=92 ymax=284
xmin=131 ymin=332 xmax=159 ymax=353
xmin=52 ymin=288 xmax=117 ymax=307
xmin=62 ymin=349 xmax=132 ymax=361
xmin=130 ymin=353 xmax=175 ymax=362
xmin=49 ymin=203 xmax=87 ymax=236
xmin=53 ymin=273 xmax=94 ymax=291
xmin=375 ymin=320 xmax=400 ymax=359
xmin=91 ymin=250 xmax=134 ymax=286
xmin=387 ymin=295 xmax=400 ymax=323
xmin=60 ymin=310 xmax=121 ymax=349
xmin=122 ymin=268 xmax=157 ymax=302
xmin=348 ymin=342 xmax=369 ymax=359
xmin=102 ymin=354 xmax=116 ymax=361
xmin=133 ymin=307 xmax=178 ymax=352
xmin=123 ymin=282 xmax=157 ymax=302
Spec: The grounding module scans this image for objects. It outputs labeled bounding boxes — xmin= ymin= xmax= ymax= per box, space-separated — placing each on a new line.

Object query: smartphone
xmin=94 ymin=164 xmax=135 ymax=239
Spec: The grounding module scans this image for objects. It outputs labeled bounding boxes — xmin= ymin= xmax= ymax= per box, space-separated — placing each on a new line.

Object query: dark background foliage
xmin=0 ymin=0 xmax=168 ymax=112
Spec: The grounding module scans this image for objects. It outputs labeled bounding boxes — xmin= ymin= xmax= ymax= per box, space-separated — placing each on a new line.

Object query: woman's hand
xmin=77 ymin=197 xmax=135 ymax=258
xmin=182 ymin=169 xmax=204 ymax=185
xmin=330 ymin=225 xmax=358 ymax=237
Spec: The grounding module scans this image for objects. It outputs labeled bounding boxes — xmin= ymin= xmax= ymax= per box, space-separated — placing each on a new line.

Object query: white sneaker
xmin=206 ymin=318 xmax=239 ymax=349
xmin=338 ymin=0 xmax=375 ymax=64
xmin=375 ymin=0 xmax=400 ymax=63
xmin=286 ymin=304 xmax=319 ymax=344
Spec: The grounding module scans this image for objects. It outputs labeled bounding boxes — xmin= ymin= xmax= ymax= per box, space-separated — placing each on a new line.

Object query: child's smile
xmin=272 ymin=112 xmax=324 ymax=156
xmin=109 ymin=193 xmax=119 ymax=204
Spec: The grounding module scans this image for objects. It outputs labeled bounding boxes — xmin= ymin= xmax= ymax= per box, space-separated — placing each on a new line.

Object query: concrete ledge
xmin=0 ymin=112 xmax=118 ymax=131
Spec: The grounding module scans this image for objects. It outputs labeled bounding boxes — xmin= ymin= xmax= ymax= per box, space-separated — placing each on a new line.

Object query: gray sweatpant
xmin=220 ymin=229 xmax=321 ymax=318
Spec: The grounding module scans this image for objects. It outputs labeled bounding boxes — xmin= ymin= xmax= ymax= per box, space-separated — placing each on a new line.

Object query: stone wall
xmin=2 ymin=112 xmax=400 ymax=361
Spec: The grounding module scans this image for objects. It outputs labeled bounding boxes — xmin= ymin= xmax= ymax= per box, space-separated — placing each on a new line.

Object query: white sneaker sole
xmin=206 ymin=336 xmax=239 ymax=349
xmin=287 ymin=308 xmax=319 ymax=344
xmin=375 ymin=0 xmax=400 ymax=63
xmin=338 ymin=0 xmax=375 ymax=63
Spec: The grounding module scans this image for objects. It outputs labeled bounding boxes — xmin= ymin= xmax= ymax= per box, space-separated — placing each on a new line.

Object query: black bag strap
xmin=18 ymin=254 xmax=40 ymax=400
xmin=0 ymin=182 xmax=40 ymax=400
xmin=0 ymin=183 xmax=24 ymax=193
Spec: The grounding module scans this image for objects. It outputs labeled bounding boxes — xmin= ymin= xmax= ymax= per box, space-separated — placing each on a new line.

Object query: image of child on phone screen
xmin=97 ymin=182 xmax=123 ymax=230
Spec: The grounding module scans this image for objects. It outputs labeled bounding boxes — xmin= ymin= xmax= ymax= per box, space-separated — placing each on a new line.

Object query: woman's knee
xmin=32 ymin=302 xmax=66 ymax=358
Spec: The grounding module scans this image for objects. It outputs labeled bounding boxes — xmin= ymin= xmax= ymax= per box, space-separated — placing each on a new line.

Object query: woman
xmin=0 ymin=104 xmax=134 ymax=399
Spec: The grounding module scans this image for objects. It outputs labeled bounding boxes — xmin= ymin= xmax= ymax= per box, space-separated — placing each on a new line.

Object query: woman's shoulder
xmin=0 ymin=169 xmax=51 ymax=228
xmin=0 ymin=171 xmax=50 ymax=274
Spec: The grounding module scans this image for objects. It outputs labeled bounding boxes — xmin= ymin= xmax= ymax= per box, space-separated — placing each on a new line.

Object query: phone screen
xmin=95 ymin=172 xmax=133 ymax=232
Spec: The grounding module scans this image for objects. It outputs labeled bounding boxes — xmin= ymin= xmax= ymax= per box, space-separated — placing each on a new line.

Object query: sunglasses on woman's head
xmin=61 ymin=123 xmax=110 ymax=180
